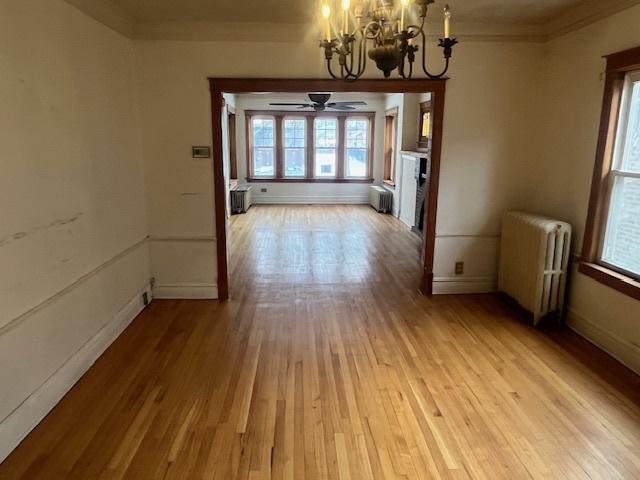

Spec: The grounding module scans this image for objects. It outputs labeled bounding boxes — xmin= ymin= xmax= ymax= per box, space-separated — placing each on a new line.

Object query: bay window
xmin=246 ymin=110 xmax=373 ymax=183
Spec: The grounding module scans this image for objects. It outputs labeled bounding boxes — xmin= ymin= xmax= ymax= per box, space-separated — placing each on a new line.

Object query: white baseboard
xmin=566 ymin=307 xmax=640 ymax=375
xmin=152 ymin=283 xmax=218 ymax=299
xmin=251 ymin=195 xmax=369 ymax=205
xmin=0 ymin=284 xmax=152 ymax=463
xmin=432 ymin=277 xmax=497 ymax=295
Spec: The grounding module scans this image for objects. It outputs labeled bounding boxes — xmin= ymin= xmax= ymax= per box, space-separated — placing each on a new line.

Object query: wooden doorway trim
xmin=209 ymin=78 xmax=448 ymax=301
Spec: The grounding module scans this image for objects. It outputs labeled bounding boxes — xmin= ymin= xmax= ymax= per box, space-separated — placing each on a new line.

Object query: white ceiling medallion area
xmin=66 ymin=0 xmax=640 ymax=42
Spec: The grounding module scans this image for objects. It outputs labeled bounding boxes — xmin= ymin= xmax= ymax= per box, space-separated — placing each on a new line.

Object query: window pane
xmin=619 ymin=79 xmax=640 ymax=173
xmin=346 ymin=119 xmax=368 ymax=148
xmin=346 ymin=119 xmax=368 ymax=177
xmin=315 ymin=148 xmax=336 ymax=177
xmin=315 ymin=118 xmax=337 ymax=148
xmin=284 ymin=118 xmax=305 ymax=148
xmin=602 ymin=176 xmax=640 ymax=276
xmin=252 ymin=118 xmax=274 ymax=147
xmin=346 ymin=148 xmax=367 ymax=177
xmin=253 ymin=147 xmax=274 ymax=176
xmin=284 ymin=148 xmax=305 ymax=177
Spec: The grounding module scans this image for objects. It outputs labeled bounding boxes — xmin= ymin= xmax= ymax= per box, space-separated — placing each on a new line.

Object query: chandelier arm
xmin=341 ymin=38 xmax=359 ymax=79
xmin=419 ymin=29 xmax=449 ymax=79
xmin=357 ymin=33 xmax=368 ymax=77
xmin=398 ymin=49 xmax=407 ymax=79
xmin=327 ymin=59 xmax=341 ymax=80
xmin=400 ymin=54 xmax=414 ymax=79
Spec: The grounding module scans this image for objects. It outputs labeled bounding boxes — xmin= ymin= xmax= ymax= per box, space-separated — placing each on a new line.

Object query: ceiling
xmin=105 ymin=0 xmax=586 ymax=25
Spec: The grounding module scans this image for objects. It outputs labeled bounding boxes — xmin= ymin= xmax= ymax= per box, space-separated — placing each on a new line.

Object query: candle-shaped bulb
xmin=322 ymin=3 xmax=331 ymax=19
xmin=321 ymin=3 xmax=331 ymax=40
xmin=443 ymin=4 xmax=451 ymax=39
xmin=400 ymin=0 xmax=409 ymax=31
xmin=342 ymin=0 xmax=350 ymax=34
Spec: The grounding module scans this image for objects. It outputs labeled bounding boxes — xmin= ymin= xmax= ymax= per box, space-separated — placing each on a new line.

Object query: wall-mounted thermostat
xmin=192 ymin=146 xmax=211 ymax=158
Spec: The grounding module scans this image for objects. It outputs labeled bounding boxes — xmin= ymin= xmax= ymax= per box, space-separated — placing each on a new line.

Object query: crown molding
xmin=134 ymin=21 xmax=312 ymax=43
xmin=134 ymin=20 xmax=550 ymax=43
xmin=65 ymin=0 xmax=640 ymax=44
xmin=546 ymin=0 xmax=640 ymax=38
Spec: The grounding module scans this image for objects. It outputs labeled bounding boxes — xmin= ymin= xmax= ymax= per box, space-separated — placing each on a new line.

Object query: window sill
xmin=246 ymin=178 xmax=374 ymax=184
xmin=578 ymin=261 xmax=640 ymax=301
xmin=382 ymin=180 xmax=396 ymax=188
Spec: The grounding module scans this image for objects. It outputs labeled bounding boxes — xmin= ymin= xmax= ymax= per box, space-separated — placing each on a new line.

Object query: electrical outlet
xmin=261 ymin=188 xmax=267 ymax=193
xmin=455 ymin=262 xmax=464 ymax=275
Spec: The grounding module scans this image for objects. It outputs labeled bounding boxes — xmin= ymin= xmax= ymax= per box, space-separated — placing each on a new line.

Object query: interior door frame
xmin=209 ymin=78 xmax=448 ymax=301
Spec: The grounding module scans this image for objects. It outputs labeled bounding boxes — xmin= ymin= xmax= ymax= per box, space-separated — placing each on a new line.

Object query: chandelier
xmin=319 ymin=0 xmax=457 ymax=80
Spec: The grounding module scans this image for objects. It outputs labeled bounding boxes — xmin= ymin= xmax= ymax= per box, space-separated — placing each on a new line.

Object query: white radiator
xmin=370 ymin=186 xmax=392 ymax=213
xmin=498 ymin=211 xmax=572 ymax=325
xmin=230 ymin=186 xmax=252 ymax=214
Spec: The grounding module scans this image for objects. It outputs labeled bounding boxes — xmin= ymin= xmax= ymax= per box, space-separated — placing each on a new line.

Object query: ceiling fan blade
xmin=269 ymin=103 xmax=313 ymax=107
xmin=327 ymin=101 xmax=367 ymax=107
xmin=329 ymin=105 xmax=356 ymax=111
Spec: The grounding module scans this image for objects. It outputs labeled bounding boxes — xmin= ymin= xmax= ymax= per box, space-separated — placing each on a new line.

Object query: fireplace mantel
xmin=401 ymin=150 xmax=430 ymax=158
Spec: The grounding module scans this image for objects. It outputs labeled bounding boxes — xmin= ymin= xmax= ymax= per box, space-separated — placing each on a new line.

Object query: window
xmin=315 ymin=118 xmax=338 ymax=177
xmin=245 ymin=110 xmax=373 ymax=183
xmin=345 ymin=118 xmax=370 ymax=178
xmin=580 ymin=45 xmax=640 ymax=301
xmin=601 ymin=72 xmax=640 ymax=277
xmin=383 ymin=108 xmax=398 ymax=185
xmin=283 ymin=118 xmax=306 ymax=177
xmin=251 ymin=117 xmax=275 ymax=177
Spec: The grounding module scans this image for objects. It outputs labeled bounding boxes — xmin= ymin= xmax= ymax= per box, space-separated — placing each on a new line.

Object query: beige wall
xmin=135 ymin=39 xmax=545 ymax=297
xmin=0 ymin=0 xmax=150 ymax=460
xmin=533 ymin=5 xmax=640 ymax=373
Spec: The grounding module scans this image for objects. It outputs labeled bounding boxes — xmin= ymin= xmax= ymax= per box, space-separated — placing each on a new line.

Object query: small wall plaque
xmin=192 ymin=146 xmax=211 ymax=158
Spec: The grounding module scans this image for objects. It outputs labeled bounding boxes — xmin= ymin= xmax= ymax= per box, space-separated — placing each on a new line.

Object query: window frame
xmin=245 ymin=110 xmax=375 ymax=183
xmin=580 ymin=45 xmax=640 ymax=301
xmin=383 ymin=107 xmax=398 ymax=186
xmin=248 ymin=115 xmax=277 ymax=179
xmin=343 ymin=116 xmax=372 ymax=179
xmin=314 ymin=116 xmax=339 ymax=178
xmin=282 ymin=116 xmax=307 ymax=178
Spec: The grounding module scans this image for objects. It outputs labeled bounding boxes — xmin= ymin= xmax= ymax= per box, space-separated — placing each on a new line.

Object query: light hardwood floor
xmin=1 ymin=205 xmax=640 ymax=479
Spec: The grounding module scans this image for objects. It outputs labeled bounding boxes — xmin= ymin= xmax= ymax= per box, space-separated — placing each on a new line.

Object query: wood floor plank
xmin=1 ymin=205 xmax=640 ymax=479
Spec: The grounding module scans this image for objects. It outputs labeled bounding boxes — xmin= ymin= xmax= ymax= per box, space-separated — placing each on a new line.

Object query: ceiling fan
xmin=269 ymin=93 xmax=366 ymax=111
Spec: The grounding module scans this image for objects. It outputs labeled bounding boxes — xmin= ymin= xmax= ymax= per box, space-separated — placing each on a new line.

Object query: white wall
xmin=432 ymin=42 xmax=546 ymax=294
xmin=0 ymin=0 xmax=150 ymax=461
xmin=233 ymin=93 xmax=386 ymax=204
xmin=533 ymin=5 xmax=640 ymax=373
xmin=222 ymin=93 xmax=236 ymax=216
xmin=383 ymin=93 xmax=405 ymax=218
xmin=135 ymin=39 xmax=545 ymax=297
